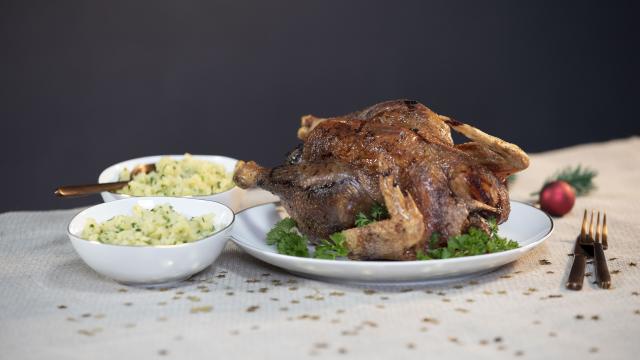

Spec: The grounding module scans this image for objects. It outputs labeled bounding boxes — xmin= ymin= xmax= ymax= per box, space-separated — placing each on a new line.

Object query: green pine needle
xmin=531 ymin=165 xmax=597 ymax=196
xmin=549 ymin=165 xmax=597 ymax=196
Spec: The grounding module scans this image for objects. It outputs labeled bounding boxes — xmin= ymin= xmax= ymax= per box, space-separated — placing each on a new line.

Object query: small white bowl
xmin=67 ymin=197 xmax=235 ymax=285
xmin=98 ymin=155 xmax=241 ymax=209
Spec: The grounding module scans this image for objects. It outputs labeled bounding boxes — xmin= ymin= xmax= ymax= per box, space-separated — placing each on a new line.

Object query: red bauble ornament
xmin=539 ymin=180 xmax=576 ymax=217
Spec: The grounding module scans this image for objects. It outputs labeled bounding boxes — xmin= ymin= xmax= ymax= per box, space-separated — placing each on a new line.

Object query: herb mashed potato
xmin=117 ymin=154 xmax=234 ymax=196
xmin=82 ymin=204 xmax=215 ymax=246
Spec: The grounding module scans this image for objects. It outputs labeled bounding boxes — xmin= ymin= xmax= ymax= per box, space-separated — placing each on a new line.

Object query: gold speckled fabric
xmin=1 ymin=137 xmax=639 ymax=360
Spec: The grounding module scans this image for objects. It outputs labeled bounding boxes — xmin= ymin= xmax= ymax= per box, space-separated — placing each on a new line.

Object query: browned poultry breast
xmin=234 ymin=100 xmax=529 ymax=260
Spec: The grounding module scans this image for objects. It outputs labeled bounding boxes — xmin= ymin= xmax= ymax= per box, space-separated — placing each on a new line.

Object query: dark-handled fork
xmin=566 ymin=210 xmax=589 ymax=290
xmin=590 ymin=211 xmax=611 ymax=288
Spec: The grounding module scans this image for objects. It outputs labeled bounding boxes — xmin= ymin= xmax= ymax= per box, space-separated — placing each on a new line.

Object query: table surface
xmin=2 ymin=137 xmax=639 ymax=360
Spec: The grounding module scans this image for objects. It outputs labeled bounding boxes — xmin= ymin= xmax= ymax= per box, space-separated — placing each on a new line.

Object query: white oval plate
xmin=230 ymin=201 xmax=553 ymax=284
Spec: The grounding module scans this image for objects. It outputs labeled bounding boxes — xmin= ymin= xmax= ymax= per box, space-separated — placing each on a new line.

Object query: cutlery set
xmin=567 ymin=210 xmax=610 ymax=290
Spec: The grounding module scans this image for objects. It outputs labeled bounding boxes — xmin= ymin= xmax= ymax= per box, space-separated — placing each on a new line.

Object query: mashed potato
xmin=82 ymin=204 xmax=215 ymax=246
xmin=117 ymin=154 xmax=234 ymax=196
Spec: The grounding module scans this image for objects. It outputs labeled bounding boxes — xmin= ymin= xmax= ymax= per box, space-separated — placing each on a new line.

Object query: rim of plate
xmin=68 ymin=196 xmax=235 ymax=249
xmin=98 ymin=154 xmax=238 ymax=197
xmin=230 ymin=200 xmax=554 ymax=266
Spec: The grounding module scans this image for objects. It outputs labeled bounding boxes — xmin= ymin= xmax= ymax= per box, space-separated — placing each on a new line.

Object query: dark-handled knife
xmin=566 ymin=236 xmax=587 ymax=290
xmin=593 ymin=242 xmax=611 ymax=288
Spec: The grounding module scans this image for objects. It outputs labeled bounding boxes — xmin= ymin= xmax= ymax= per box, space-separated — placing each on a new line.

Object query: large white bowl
xmin=68 ymin=197 xmax=235 ymax=285
xmin=98 ymin=154 xmax=242 ymax=209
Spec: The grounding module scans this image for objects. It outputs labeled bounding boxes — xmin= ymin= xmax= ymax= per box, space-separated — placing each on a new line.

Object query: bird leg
xmin=343 ymin=176 xmax=425 ymax=260
xmin=233 ymin=161 xmax=265 ymax=189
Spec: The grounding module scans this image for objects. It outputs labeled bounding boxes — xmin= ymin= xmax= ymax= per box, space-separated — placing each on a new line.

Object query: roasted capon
xmin=234 ymin=100 xmax=529 ymax=260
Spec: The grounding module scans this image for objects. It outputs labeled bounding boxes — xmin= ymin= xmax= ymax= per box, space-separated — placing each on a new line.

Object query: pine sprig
xmin=548 ymin=165 xmax=597 ymax=196
xmin=531 ymin=165 xmax=597 ymax=196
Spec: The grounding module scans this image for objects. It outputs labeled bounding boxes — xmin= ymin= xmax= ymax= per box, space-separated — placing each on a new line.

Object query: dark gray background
xmin=1 ymin=0 xmax=638 ymax=212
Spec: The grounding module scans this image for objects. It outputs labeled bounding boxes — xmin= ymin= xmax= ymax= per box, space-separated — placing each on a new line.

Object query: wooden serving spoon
xmin=54 ymin=163 xmax=156 ymax=197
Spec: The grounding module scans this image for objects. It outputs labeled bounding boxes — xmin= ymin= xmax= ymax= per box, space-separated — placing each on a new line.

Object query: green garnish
xmin=417 ymin=218 xmax=518 ymax=260
xmin=266 ymin=218 xmax=309 ymax=258
xmin=370 ymin=203 xmax=389 ymax=220
xmin=267 ymin=216 xmax=517 ymax=261
xmin=355 ymin=202 xmax=389 ymax=227
xmin=354 ymin=213 xmax=371 ymax=227
xmin=415 ymin=249 xmax=430 ymax=260
xmin=313 ymin=232 xmax=349 ymax=260
xmin=266 ymin=218 xmax=348 ymax=259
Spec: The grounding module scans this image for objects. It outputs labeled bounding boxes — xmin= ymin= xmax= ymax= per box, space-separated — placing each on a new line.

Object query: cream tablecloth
xmin=1 ymin=137 xmax=639 ymax=360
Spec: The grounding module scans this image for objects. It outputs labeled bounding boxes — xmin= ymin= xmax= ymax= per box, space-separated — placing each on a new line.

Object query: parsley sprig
xmin=314 ymin=232 xmax=349 ymax=259
xmin=266 ymin=218 xmax=309 ymax=257
xmin=268 ymin=201 xmax=389 ymax=259
xmin=416 ymin=218 xmax=518 ymax=260
xmin=354 ymin=203 xmax=389 ymax=227
xmin=267 ymin=214 xmax=517 ymax=261
xmin=266 ymin=218 xmax=348 ymax=260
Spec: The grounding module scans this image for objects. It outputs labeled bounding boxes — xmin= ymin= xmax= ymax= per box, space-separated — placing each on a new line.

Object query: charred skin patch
xmin=285 ymin=143 xmax=304 ymax=165
xmin=444 ymin=118 xmax=463 ymax=127
xmin=404 ymin=99 xmax=418 ymax=108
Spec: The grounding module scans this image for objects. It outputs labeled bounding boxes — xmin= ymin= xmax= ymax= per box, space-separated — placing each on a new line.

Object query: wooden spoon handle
xmin=54 ymin=181 xmax=129 ymax=197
